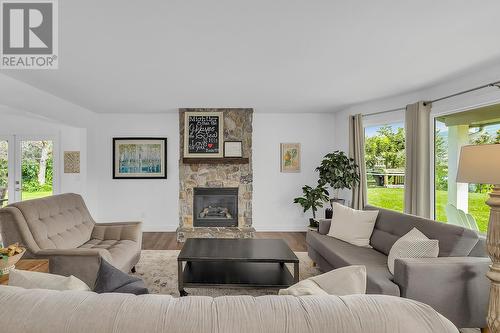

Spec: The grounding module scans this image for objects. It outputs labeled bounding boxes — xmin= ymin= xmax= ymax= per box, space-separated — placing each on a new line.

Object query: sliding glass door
xmin=0 ymin=137 xmax=9 ymax=207
xmin=434 ymin=106 xmax=500 ymax=233
xmin=15 ymin=137 xmax=55 ymax=202
xmin=0 ymin=135 xmax=57 ymax=205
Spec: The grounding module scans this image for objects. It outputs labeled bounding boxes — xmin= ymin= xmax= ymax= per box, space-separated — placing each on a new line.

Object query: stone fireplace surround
xmin=176 ymin=108 xmax=255 ymax=242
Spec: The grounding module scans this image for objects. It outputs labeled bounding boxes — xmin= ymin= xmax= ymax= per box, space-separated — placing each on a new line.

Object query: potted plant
xmin=316 ymin=150 xmax=360 ymax=206
xmin=293 ymin=184 xmax=329 ymax=228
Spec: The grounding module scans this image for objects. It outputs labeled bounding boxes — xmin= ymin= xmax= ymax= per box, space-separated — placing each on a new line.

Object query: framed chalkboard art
xmin=184 ymin=112 xmax=224 ymax=158
xmin=113 ymin=138 xmax=167 ymax=179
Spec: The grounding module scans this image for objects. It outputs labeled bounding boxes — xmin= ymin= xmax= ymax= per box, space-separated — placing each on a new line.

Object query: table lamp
xmin=457 ymin=144 xmax=500 ymax=332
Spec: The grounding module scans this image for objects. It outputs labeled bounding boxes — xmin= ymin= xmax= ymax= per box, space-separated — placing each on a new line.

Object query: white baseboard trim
xmin=253 ymin=225 xmax=308 ymax=232
xmin=141 ymin=225 xmax=308 ymax=233
xmin=142 ymin=225 xmax=179 ymax=232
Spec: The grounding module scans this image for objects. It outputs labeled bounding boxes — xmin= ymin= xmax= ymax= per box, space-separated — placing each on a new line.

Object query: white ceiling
xmin=4 ymin=0 xmax=500 ymax=114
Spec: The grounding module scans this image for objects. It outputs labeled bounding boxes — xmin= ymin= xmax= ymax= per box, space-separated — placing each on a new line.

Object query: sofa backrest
xmin=365 ymin=205 xmax=481 ymax=257
xmin=7 ymin=193 xmax=94 ymax=250
xmin=0 ymin=286 xmax=458 ymax=333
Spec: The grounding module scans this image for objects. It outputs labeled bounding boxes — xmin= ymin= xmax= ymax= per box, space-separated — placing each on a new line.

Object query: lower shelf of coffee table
xmin=181 ymin=261 xmax=296 ymax=288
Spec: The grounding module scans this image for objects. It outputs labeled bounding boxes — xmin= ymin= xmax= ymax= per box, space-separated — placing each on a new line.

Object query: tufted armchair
xmin=0 ymin=193 xmax=142 ymax=288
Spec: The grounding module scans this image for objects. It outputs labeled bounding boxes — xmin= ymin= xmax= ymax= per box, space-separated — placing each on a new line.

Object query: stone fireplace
xmin=177 ymin=108 xmax=255 ymax=241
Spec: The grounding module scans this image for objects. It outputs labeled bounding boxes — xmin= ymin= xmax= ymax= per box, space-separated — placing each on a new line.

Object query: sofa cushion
xmin=93 ymin=259 xmax=148 ymax=295
xmin=9 ymin=193 xmax=94 ymax=250
xmin=306 ymin=231 xmax=400 ymax=296
xmin=387 ymin=228 xmax=439 ymax=274
xmin=279 ymin=265 xmax=366 ymax=296
xmin=79 ymin=239 xmax=140 ymax=271
xmin=8 ymin=269 xmax=90 ymax=291
xmin=365 ymin=205 xmax=479 ymax=257
xmin=327 ymin=203 xmax=379 ymax=247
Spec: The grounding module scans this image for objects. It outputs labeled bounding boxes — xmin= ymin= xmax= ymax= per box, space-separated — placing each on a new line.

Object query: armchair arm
xmin=92 ymin=221 xmax=142 ymax=245
xmin=393 ymin=256 xmax=491 ymax=328
xmin=34 ymin=248 xmax=112 ymax=289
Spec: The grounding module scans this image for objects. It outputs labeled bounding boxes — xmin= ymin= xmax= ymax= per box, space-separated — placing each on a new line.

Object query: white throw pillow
xmin=8 ymin=269 xmax=90 ymax=291
xmin=387 ymin=228 xmax=439 ymax=275
xmin=279 ymin=265 xmax=366 ymax=296
xmin=327 ymin=203 xmax=379 ymax=247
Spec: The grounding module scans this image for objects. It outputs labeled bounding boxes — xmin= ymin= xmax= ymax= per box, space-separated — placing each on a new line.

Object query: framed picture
xmin=184 ymin=111 xmax=224 ymax=158
xmin=113 ymin=138 xmax=167 ymax=179
xmin=64 ymin=151 xmax=80 ymax=174
xmin=280 ymin=143 xmax=301 ymax=173
xmin=224 ymin=141 xmax=243 ymax=157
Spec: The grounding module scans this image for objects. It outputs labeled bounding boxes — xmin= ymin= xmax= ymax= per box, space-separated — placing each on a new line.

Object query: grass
xmin=21 ymin=190 xmax=52 ymax=200
xmin=367 ymin=187 xmax=489 ymax=232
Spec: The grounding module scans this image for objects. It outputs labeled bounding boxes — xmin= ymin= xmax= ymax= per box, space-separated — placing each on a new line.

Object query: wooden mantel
xmin=182 ymin=157 xmax=249 ymax=164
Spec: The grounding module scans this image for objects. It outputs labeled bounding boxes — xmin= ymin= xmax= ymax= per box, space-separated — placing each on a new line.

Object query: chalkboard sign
xmin=184 ymin=112 xmax=224 ymax=157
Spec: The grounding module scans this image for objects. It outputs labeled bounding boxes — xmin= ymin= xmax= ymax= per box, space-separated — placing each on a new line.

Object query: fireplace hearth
xmin=193 ymin=187 xmax=238 ymax=227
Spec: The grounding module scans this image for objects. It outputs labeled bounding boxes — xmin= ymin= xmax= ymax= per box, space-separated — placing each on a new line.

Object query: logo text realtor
xmin=1 ymin=0 xmax=58 ymax=69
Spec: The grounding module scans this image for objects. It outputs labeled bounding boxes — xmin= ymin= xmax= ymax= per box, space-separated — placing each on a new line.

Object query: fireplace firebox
xmin=193 ymin=188 xmax=238 ymax=227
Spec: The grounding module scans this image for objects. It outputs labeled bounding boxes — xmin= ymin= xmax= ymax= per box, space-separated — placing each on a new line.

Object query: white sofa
xmin=0 ymin=286 xmax=458 ymax=333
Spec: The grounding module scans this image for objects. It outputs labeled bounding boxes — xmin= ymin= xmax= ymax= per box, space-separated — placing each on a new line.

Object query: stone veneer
xmin=176 ymin=108 xmax=255 ymax=242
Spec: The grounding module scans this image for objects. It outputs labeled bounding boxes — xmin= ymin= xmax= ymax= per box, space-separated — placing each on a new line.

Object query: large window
xmin=365 ymin=123 xmax=405 ymax=212
xmin=434 ymin=107 xmax=500 ymax=233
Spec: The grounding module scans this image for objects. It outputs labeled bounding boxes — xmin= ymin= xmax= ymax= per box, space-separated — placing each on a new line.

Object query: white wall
xmin=253 ymin=113 xmax=335 ymax=231
xmin=85 ymin=113 xmax=180 ymax=232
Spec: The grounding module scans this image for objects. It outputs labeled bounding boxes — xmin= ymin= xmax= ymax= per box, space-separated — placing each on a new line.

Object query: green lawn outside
xmin=21 ymin=190 xmax=52 ymax=200
xmin=367 ymin=187 xmax=489 ymax=232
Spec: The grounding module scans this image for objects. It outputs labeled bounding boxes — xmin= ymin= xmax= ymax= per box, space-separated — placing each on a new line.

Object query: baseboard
xmin=142 ymin=225 xmax=179 ymax=232
xmin=141 ymin=225 xmax=308 ymax=232
xmin=253 ymin=225 xmax=308 ymax=232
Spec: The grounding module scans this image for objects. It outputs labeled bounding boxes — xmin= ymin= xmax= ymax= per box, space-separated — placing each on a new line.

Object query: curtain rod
xmin=362 ymin=79 xmax=500 ymax=118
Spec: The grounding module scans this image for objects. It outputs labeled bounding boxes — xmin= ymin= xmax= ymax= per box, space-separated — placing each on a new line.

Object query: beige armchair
xmin=0 ymin=193 xmax=142 ymax=288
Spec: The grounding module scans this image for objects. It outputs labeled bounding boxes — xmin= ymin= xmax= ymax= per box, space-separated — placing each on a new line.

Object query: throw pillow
xmin=387 ymin=228 xmax=439 ymax=275
xmin=279 ymin=265 xmax=366 ymax=296
xmin=8 ymin=269 xmax=90 ymax=291
xmin=327 ymin=203 xmax=379 ymax=247
xmin=93 ymin=259 xmax=148 ymax=295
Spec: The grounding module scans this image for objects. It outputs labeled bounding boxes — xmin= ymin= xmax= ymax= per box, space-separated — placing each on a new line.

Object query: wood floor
xmin=142 ymin=232 xmax=308 ymax=252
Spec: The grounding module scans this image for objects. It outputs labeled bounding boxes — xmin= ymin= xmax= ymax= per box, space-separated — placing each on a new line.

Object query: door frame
xmin=13 ymin=135 xmax=60 ymax=202
xmin=0 ymin=135 xmax=15 ymax=205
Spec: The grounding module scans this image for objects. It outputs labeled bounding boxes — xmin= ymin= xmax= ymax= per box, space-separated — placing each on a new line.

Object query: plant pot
xmin=309 ymin=218 xmax=319 ymax=229
xmin=330 ymin=198 xmax=345 ymax=208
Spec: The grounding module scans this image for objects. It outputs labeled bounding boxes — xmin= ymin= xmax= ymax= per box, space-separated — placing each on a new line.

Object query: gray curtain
xmin=404 ymin=101 xmax=432 ymax=217
xmin=349 ymin=114 xmax=367 ymax=210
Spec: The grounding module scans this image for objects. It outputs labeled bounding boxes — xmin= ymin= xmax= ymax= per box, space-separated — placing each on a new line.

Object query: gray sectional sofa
xmin=307 ymin=205 xmax=491 ymax=329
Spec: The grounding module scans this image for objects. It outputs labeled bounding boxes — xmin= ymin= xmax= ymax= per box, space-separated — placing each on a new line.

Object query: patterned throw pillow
xmin=387 ymin=228 xmax=439 ymax=275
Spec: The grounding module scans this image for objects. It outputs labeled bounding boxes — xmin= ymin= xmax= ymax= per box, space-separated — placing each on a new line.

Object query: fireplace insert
xmin=193 ymin=187 xmax=238 ymax=227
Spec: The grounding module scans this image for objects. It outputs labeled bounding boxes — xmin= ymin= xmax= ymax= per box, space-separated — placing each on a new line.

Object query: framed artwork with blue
xmin=113 ymin=137 xmax=167 ymax=179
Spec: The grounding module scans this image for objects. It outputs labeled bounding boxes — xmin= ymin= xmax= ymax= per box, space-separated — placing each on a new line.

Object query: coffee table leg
xmin=294 ymin=262 xmax=299 ymax=283
xmin=178 ymin=260 xmax=188 ymax=297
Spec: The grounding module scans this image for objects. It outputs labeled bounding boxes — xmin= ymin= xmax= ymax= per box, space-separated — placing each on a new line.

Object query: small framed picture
xmin=280 ymin=143 xmax=301 ymax=173
xmin=113 ymin=137 xmax=167 ymax=179
xmin=224 ymin=141 xmax=243 ymax=157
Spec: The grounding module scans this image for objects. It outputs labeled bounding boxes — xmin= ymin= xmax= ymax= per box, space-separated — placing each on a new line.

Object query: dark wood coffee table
xmin=177 ymin=238 xmax=299 ymax=296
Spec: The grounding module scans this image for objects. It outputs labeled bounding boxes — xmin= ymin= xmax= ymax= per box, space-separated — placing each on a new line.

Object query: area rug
xmin=133 ymin=250 xmax=321 ymax=297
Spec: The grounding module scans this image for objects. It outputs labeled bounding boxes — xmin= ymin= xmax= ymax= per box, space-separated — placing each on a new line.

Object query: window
xmin=434 ymin=106 xmax=500 ymax=233
xmin=365 ymin=123 xmax=405 ymax=212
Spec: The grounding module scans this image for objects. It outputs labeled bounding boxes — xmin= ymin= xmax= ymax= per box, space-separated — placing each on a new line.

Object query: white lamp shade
xmin=457 ymin=144 xmax=500 ymax=184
